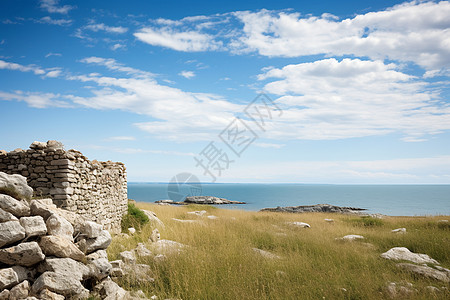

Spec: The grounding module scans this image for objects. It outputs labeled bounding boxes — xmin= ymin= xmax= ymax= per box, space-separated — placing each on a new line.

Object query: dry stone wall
xmin=0 ymin=141 xmax=127 ymax=231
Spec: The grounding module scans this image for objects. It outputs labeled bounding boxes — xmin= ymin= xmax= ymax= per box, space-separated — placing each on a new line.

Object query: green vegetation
xmin=109 ymin=203 xmax=450 ymax=300
xmin=120 ymin=201 xmax=149 ymax=232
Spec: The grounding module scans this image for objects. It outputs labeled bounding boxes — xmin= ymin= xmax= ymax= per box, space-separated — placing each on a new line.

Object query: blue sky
xmin=1 ymin=0 xmax=449 ymax=183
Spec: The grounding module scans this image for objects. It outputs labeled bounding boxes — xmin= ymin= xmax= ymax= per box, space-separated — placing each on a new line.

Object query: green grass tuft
xmin=346 ymin=216 xmax=385 ymax=227
xmin=121 ymin=201 xmax=149 ymax=232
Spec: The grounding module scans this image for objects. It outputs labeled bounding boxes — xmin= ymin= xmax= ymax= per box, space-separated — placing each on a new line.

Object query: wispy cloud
xmin=45 ymin=52 xmax=62 ymax=58
xmin=37 ymin=16 xmax=72 ymax=26
xmin=179 ymin=70 xmax=195 ymax=79
xmin=105 ymin=136 xmax=136 ymax=141
xmin=0 ymin=59 xmax=45 ymax=75
xmin=40 ymin=0 xmax=75 ymax=14
xmin=84 ymin=23 xmax=128 ymax=34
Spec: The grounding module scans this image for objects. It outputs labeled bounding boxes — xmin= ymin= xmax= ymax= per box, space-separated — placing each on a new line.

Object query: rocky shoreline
xmin=155 ymin=196 xmax=246 ymax=205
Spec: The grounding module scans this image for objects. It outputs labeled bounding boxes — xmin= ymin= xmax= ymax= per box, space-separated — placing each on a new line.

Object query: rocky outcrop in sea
xmin=260 ymin=203 xmax=367 ymax=214
xmin=155 ymin=196 xmax=245 ymax=205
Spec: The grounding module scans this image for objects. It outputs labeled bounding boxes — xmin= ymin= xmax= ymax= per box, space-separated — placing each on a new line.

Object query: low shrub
xmin=121 ymin=201 xmax=149 ymax=232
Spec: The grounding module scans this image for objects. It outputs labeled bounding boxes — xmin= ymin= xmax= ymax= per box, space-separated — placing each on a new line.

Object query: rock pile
xmin=0 ymin=171 xmax=133 ymax=299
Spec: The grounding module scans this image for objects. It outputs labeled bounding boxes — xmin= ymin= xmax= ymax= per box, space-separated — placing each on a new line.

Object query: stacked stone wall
xmin=0 ymin=141 xmax=127 ymax=231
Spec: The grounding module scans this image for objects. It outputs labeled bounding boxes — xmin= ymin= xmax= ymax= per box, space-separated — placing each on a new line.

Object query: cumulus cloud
xmin=232 ymin=1 xmax=450 ymax=71
xmin=179 ymin=70 xmax=195 ymax=79
xmin=40 ymin=0 xmax=75 ymax=14
xmin=258 ymin=58 xmax=450 ymax=141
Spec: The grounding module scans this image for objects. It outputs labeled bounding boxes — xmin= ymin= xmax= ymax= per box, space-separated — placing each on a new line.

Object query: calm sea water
xmin=128 ymin=183 xmax=450 ymax=216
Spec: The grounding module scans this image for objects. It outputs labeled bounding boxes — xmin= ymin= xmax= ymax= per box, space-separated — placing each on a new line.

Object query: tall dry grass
xmin=107 ymin=203 xmax=449 ymax=300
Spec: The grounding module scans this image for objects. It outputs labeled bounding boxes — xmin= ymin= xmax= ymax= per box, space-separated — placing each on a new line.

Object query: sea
xmin=128 ymin=183 xmax=450 ymax=216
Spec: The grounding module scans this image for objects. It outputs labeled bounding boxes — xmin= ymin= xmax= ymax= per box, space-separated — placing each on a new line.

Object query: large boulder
xmin=81 ymin=221 xmax=103 ymax=238
xmin=31 ymin=272 xmax=89 ymax=298
xmin=19 ymin=216 xmax=47 ymax=237
xmin=0 ymin=221 xmax=26 ymax=248
xmin=0 ymin=194 xmax=30 ymax=217
xmin=46 ymin=213 xmax=74 ymax=241
xmin=30 ymin=199 xmax=57 ymax=220
xmin=0 ymin=266 xmax=34 ymax=290
xmin=0 ymin=242 xmax=45 ymax=267
xmin=87 ymin=258 xmax=112 ymax=280
xmin=38 ymin=289 xmax=65 ymax=300
xmin=37 ymin=258 xmax=90 ymax=281
xmin=381 ymin=247 xmax=439 ymax=264
xmin=0 ymin=172 xmax=33 ymax=201
xmin=92 ymin=277 xmax=127 ymax=300
xmin=397 ymin=263 xmax=449 ymax=282
xmin=39 ymin=235 xmax=85 ymax=262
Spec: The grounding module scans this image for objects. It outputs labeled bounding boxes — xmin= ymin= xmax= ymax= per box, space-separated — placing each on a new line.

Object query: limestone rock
xmin=46 ymin=140 xmax=64 ymax=150
xmin=88 ymin=258 xmax=112 ymax=280
xmin=0 ymin=208 xmax=18 ymax=223
xmin=31 ymin=271 xmax=89 ymax=297
xmin=142 ymin=210 xmax=165 ymax=228
xmin=288 ymin=221 xmax=311 ymax=228
xmin=172 ymin=218 xmax=199 ymax=224
xmin=30 ymin=141 xmax=47 ymax=150
xmin=81 ymin=221 xmax=103 ymax=238
xmin=46 ymin=213 xmax=74 ymax=241
xmin=128 ymin=227 xmax=136 ymax=235
xmin=0 ymin=266 xmax=34 ymax=290
xmin=0 ymin=221 xmax=26 ymax=248
xmin=86 ymin=249 xmax=108 ymax=261
xmin=135 ymin=243 xmax=152 ymax=257
xmin=0 ymin=172 xmax=33 ymax=201
xmin=29 ymin=199 xmax=57 ymax=220
xmin=324 ymin=219 xmax=334 ymax=222
xmin=20 ymin=216 xmax=47 ymax=237
xmin=0 ymin=194 xmax=30 ymax=217
xmin=39 ymin=235 xmax=85 ymax=262
xmin=37 ymin=257 xmax=90 ymax=281
xmin=0 ymin=290 xmax=9 ymax=300
xmin=207 ymin=215 xmax=218 ymax=220
xmin=149 ymin=228 xmax=160 ymax=243
xmin=339 ymin=235 xmax=364 ymax=241
xmin=397 ymin=263 xmax=449 ymax=282
xmin=0 ymin=242 xmax=45 ymax=267
xmin=381 ymin=247 xmax=439 ymax=264
xmin=187 ymin=210 xmax=207 ymax=217
xmin=120 ymin=250 xmax=136 ymax=264
xmin=386 ymin=282 xmax=416 ymax=298
xmin=85 ymin=230 xmax=112 ymax=253
xmin=151 ymin=239 xmax=186 ymax=255
xmin=9 ymin=280 xmax=30 ymax=300
xmin=38 ymin=289 xmax=65 ymax=300
xmin=92 ymin=277 xmax=127 ymax=300
xmin=391 ymin=228 xmax=406 ymax=234
xmin=252 ymin=248 xmax=281 ymax=259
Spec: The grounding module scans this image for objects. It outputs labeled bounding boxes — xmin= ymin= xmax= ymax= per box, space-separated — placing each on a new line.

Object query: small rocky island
xmin=156 ymin=196 xmax=246 ymax=205
xmin=260 ymin=203 xmax=367 ymax=214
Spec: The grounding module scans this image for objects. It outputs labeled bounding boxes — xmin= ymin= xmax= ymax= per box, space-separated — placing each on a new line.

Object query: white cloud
xmin=110 ymin=43 xmax=126 ymax=51
xmin=84 ymin=23 xmax=128 ymax=34
xmin=0 ymin=91 xmax=72 ymax=108
xmin=254 ymin=142 xmax=285 ymax=149
xmin=40 ymin=0 xmax=75 ymax=14
xmin=45 ymin=69 xmax=62 ymax=78
xmin=220 ymin=156 xmax=450 ymax=183
xmin=45 ymin=52 xmax=62 ymax=58
xmin=134 ymin=27 xmax=222 ymax=52
xmin=0 ymin=60 xmax=45 ymax=75
xmin=232 ymin=2 xmax=450 ymax=71
xmin=179 ymin=70 xmax=195 ymax=79
xmin=105 ymin=136 xmax=136 ymax=141
xmin=37 ymin=16 xmax=72 ymax=26
xmin=259 ymin=58 xmax=450 ymax=141
xmin=80 ymin=57 xmax=153 ymax=78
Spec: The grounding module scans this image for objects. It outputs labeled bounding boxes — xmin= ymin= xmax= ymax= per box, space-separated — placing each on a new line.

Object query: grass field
xmin=107 ymin=203 xmax=449 ymax=300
